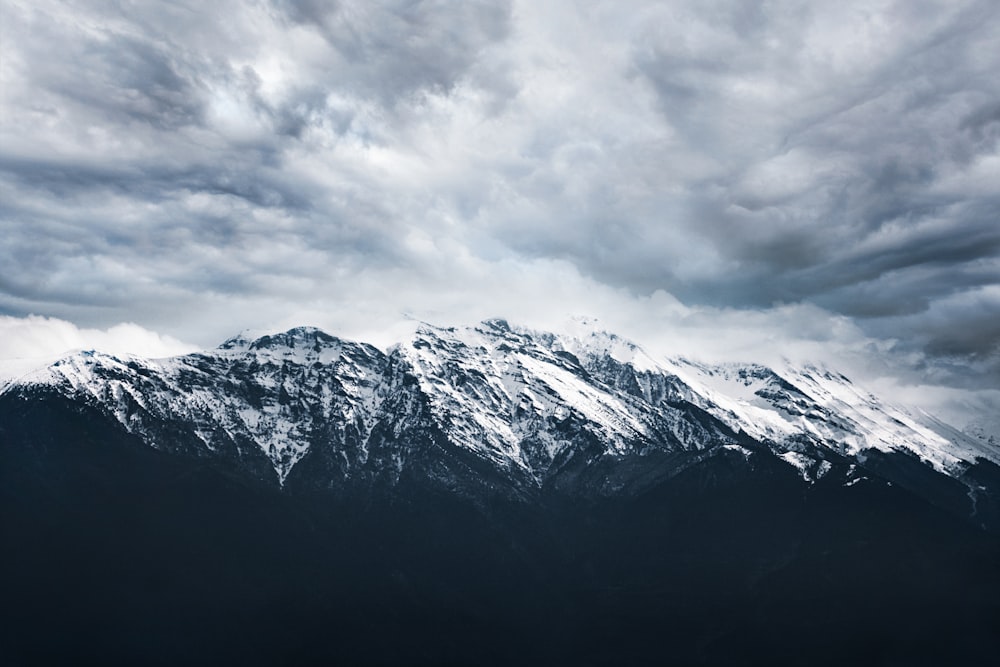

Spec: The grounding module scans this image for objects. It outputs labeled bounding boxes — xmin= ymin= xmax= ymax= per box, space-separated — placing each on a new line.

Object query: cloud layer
xmin=1 ymin=1 xmax=998 ymax=421
xmin=0 ymin=315 xmax=195 ymax=366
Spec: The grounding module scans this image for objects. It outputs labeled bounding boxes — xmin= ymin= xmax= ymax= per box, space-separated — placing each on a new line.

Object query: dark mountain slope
xmin=2 ymin=392 xmax=999 ymax=666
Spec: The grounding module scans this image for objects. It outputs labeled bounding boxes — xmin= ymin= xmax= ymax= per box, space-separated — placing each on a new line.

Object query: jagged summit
xmin=219 ymin=326 xmax=346 ymax=351
xmin=218 ymin=330 xmax=256 ymax=350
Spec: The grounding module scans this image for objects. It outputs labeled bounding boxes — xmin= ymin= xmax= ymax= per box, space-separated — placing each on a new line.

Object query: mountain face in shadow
xmin=2 ymin=322 xmax=999 ymax=665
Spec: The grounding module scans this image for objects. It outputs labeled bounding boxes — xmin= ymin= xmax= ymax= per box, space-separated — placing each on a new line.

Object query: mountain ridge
xmin=4 ymin=320 xmax=1000 ymax=665
xmin=3 ymin=319 xmax=997 ymax=526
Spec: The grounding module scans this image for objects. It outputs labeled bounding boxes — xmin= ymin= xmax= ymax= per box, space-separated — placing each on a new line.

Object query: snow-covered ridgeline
xmin=393 ymin=321 xmax=654 ymax=472
xmin=520 ymin=321 xmax=999 ymax=475
xmin=7 ymin=328 xmax=388 ymax=484
xmin=4 ymin=320 xmax=997 ymax=485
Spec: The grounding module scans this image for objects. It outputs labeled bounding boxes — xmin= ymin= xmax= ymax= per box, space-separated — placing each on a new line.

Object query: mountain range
xmin=2 ymin=319 xmax=999 ymax=665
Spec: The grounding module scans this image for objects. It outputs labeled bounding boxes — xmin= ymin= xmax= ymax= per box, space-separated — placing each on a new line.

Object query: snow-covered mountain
xmin=5 ymin=320 xmax=1000 ymax=666
xmin=3 ymin=319 xmax=997 ymax=517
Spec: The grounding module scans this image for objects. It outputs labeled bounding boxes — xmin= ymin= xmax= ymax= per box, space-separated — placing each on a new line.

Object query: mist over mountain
xmin=2 ymin=320 xmax=998 ymax=665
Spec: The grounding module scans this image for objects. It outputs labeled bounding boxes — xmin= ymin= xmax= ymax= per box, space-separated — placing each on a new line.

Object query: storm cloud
xmin=1 ymin=0 xmax=998 ymax=424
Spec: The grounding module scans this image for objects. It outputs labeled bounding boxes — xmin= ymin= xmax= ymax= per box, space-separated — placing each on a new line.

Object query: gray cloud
xmin=273 ymin=0 xmax=512 ymax=104
xmin=1 ymin=0 xmax=998 ymax=415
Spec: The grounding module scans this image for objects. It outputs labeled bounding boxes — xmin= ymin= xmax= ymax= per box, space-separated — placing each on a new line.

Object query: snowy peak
xmin=245 ymin=326 xmax=339 ymax=351
xmin=9 ymin=329 xmax=394 ymax=486
xmin=218 ymin=326 xmax=382 ymax=365
xmin=539 ymin=326 xmax=666 ymax=374
xmin=394 ymin=320 xmax=670 ymax=476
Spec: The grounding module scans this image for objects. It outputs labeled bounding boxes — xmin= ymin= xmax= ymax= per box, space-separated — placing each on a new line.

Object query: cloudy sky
xmin=1 ymin=0 xmax=998 ymax=426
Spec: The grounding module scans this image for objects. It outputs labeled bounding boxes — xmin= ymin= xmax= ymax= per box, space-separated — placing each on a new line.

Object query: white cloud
xmin=0 ymin=315 xmax=197 ymax=363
